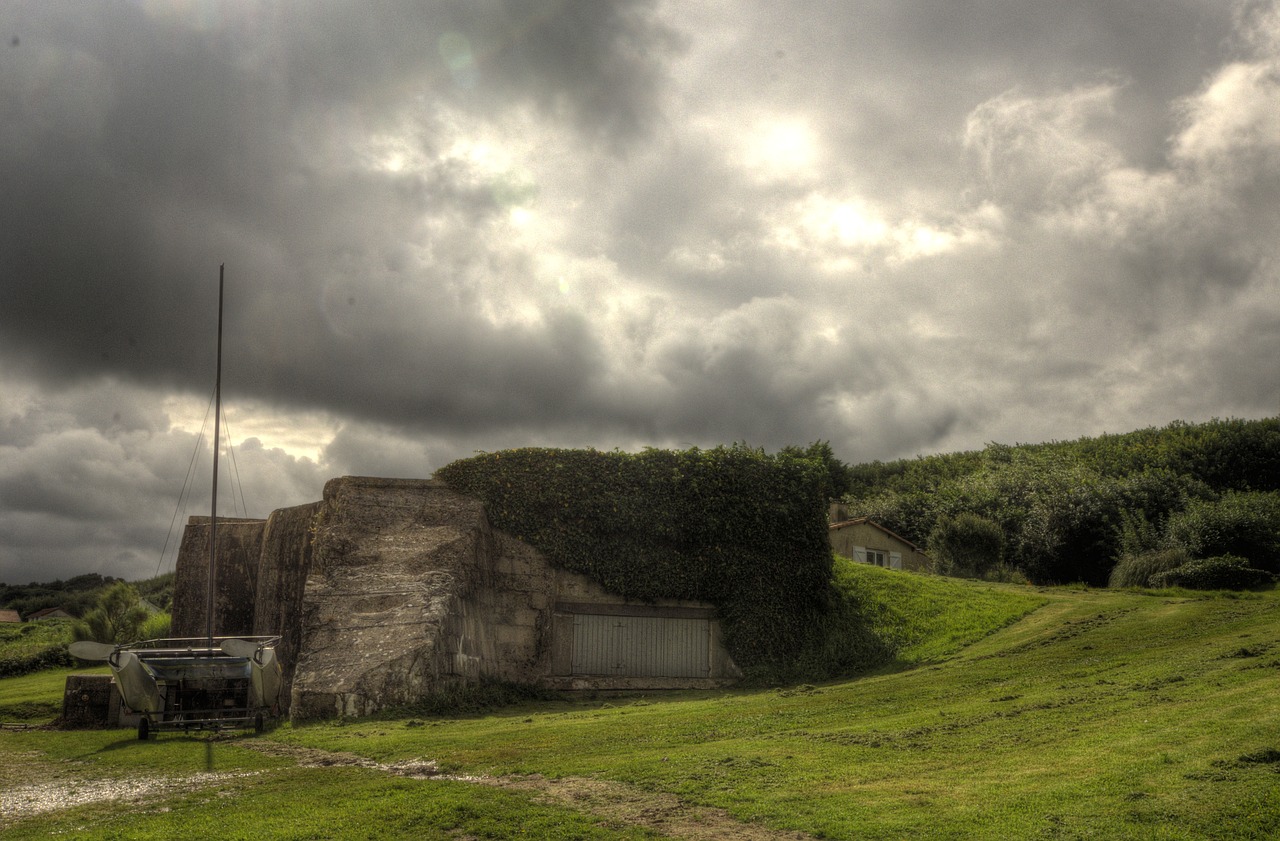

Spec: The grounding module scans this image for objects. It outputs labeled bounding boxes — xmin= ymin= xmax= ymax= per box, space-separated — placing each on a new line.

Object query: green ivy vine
xmin=435 ymin=445 xmax=834 ymax=673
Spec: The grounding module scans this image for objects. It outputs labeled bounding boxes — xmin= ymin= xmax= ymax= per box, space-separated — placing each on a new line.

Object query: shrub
xmin=0 ymin=644 xmax=73 ymax=677
xmin=71 ymin=582 xmax=149 ymax=644
xmin=928 ymin=513 xmax=1004 ymax=578
xmin=1164 ymin=491 xmax=1280 ymax=573
xmin=1149 ymin=555 xmax=1276 ymax=591
xmin=1108 ymin=547 xmax=1192 ymax=588
xmin=138 ymin=612 xmax=172 ymax=641
xmin=982 ymin=563 xmax=1029 ymax=584
xmin=0 ymin=620 xmax=75 ymax=678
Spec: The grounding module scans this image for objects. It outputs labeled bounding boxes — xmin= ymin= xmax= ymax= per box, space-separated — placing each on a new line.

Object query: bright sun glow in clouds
xmin=740 ymin=117 xmax=819 ymax=179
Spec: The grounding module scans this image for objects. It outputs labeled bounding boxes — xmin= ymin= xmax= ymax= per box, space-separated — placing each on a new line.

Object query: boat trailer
xmin=71 ymin=636 xmax=283 ymax=739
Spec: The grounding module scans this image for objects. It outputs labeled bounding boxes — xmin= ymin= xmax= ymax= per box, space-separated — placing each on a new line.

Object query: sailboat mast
xmin=207 ymin=264 xmax=224 ymax=648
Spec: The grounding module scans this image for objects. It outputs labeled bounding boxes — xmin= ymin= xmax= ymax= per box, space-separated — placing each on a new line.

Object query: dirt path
xmin=2 ymin=738 xmax=811 ymax=839
xmin=242 ymin=740 xmax=814 ymax=840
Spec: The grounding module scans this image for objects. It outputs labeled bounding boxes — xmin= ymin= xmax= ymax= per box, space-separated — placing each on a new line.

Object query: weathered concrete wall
xmin=288 ymin=477 xmax=502 ymax=719
xmin=439 ymin=531 xmax=554 ymax=687
xmin=171 ymin=517 xmax=267 ymax=638
xmin=252 ymin=501 xmax=321 ymax=705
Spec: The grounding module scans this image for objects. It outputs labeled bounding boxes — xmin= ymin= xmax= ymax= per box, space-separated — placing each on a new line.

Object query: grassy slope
xmin=835 ymin=557 xmax=1046 ymax=664
xmin=275 ymin=581 xmax=1280 ymax=839
xmin=3 ymin=572 xmax=1278 ymax=839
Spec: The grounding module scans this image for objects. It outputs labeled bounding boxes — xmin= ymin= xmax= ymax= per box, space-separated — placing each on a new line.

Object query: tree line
xmin=836 ymin=418 xmax=1280 ymax=587
xmin=1 ymin=573 xmax=173 ymax=622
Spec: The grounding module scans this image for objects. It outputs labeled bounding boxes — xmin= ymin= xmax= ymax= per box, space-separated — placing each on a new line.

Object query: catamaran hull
xmin=110 ymin=650 xmax=163 ymax=714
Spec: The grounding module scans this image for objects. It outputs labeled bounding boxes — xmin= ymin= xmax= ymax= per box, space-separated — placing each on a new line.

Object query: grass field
xmin=3 ymin=564 xmax=1278 ymax=839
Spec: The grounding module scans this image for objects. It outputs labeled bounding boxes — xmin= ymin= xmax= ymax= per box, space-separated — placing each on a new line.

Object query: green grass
xmin=833 ymin=556 xmax=1046 ymax=663
xmin=3 ymin=762 xmax=654 ymax=840
xmin=3 ymin=572 xmax=1279 ymax=839
xmin=272 ymin=586 xmax=1280 ymax=839
xmin=0 ymin=728 xmax=656 ymax=839
xmin=0 ymin=666 xmax=106 ymax=723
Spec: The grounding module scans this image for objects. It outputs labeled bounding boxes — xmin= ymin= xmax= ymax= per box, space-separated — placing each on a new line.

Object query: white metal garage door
xmin=571 ymin=614 xmax=711 ymax=677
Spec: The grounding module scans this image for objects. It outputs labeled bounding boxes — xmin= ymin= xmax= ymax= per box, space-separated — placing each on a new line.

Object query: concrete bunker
xmin=171 ymin=476 xmax=740 ymax=720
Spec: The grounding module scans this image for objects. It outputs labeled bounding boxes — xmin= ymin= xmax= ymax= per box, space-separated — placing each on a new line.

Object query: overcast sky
xmin=2 ymin=1 xmax=1278 ymax=586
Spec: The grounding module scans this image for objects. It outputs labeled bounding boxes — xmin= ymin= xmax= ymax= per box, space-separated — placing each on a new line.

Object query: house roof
xmin=0 ymin=609 xmax=21 ymax=623
xmin=829 ymin=517 xmax=929 ymax=555
xmin=26 ymin=607 xmax=71 ymax=620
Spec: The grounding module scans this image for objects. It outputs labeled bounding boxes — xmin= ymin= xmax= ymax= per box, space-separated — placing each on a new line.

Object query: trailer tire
xmin=138 ymin=718 xmax=150 ymax=741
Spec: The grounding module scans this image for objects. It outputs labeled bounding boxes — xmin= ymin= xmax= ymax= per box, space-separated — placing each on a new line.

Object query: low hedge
xmin=1108 ymin=547 xmax=1192 ymax=588
xmin=436 ymin=445 xmax=834 ymax=675
xmin=0 ymin=620 xmax=75 ymax=677
xmin=1149 ymin=555 xmax=1276 ymax=590
xmin=0 ymin=644 xmax=73 ymax=678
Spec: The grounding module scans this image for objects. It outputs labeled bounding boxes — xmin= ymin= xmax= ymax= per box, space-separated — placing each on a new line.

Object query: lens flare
xmin=437 ymin=32 xmax=478 ymax=89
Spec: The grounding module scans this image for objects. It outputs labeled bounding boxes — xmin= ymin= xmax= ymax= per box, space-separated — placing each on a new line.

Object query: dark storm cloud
xmin=1 ymin=0 xmax=1278 ymax=586
xmin=0 ymin=0 xmax=674 ymax=394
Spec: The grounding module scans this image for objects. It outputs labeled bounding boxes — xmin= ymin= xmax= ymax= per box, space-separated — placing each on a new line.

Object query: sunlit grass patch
xmin=832 ymin=556 xmax=1047 ymax=663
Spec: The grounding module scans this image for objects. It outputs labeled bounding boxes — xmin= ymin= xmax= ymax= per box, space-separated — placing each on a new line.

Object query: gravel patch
xmin=0 ymin=770 xmax=262 ymax=825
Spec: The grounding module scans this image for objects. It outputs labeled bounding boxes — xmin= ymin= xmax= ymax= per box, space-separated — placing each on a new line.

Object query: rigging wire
xmin=153 ymin=391 xmax=250 ymax=574
xmin=220 ymin=405 xmax=249 ymax=518
xmin=155 ymin=393 xmax=214 ymax=576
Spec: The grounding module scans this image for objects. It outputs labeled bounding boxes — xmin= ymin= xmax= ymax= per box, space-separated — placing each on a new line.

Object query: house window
xmin=866 ymin=549 xmax=887 ymax=567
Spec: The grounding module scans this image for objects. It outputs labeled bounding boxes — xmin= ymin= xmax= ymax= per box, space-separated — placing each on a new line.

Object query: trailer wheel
xmin=254 ymin=713 xmax=264 ymax=734
xmin=137 ymin=717 xmax=150 ymax=741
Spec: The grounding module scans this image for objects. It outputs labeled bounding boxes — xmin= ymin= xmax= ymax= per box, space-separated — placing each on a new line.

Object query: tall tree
xmin=71 ymin=582 xmax=149 ymax=644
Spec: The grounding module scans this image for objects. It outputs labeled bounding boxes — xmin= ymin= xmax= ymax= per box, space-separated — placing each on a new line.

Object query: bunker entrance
xmin=571 ymin=613 xmax=713 ymax=678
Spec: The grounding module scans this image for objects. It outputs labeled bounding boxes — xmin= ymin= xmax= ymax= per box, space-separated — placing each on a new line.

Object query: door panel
xmin=572 ymin=614 xmax=711 ymax=677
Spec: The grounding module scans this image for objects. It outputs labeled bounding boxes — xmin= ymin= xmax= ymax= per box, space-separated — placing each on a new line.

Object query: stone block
xmin=61 ymin=674 xmax=116 ymax=728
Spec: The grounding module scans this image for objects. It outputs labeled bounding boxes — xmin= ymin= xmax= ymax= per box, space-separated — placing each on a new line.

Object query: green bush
xmin=981 ymin=563 xmax=1029 ymax=584
xmin=1164 ymin=492 xmax=1280 ymax=573
xmin=0 ymin=620 xmax=75 ymax=677
xmin=0 ymin=644 xmax=73 ymax=678
xmin=436 ymin=445 xmax=833 ymax=676
xmin=1149 ymin=555 xmax=1276 ymax=591
xmin=1108 ymin=547 xmax=1192 ymax=588
xmin=138 ymin=611 xmax=172 ymax=641
xmin=838 ymin=418 xmax=1280 ymax=586
xmin=71 ymin=582 xmax=149 ymax=644
xmin=927 ymin=513 xmax=1004 ymax=577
